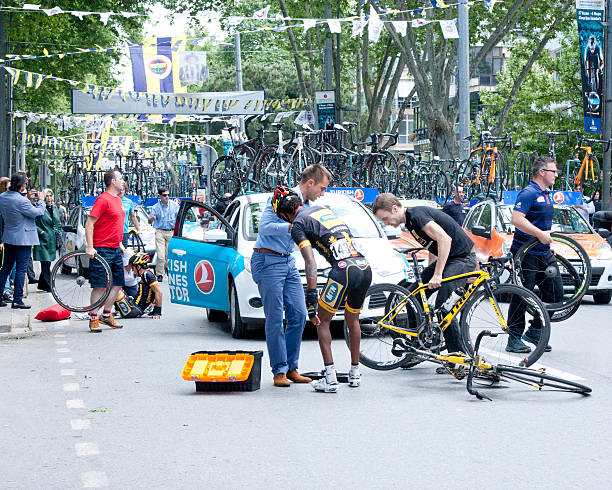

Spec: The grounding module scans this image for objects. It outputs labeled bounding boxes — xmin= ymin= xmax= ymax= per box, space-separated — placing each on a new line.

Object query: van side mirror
xmin=471 ymin=225 xmax=491 ymax=239
xmin=598 ymin=228 xmax=610 ymax=239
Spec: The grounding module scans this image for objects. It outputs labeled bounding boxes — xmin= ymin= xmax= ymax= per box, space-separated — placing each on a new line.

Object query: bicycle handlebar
xmin=579 ymin=136 xmax=611 ymax=153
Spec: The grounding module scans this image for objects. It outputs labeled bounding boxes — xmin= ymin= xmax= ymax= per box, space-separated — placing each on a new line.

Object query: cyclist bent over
xmin=272 ymin=186 xmax=372 ymax=393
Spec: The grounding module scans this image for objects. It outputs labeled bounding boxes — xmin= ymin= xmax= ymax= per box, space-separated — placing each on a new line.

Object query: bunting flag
xmin=391 ymin=21 xmax=407 ymax=37
xmin=252 ymin=5 xmax=271 ymax=19
xmin=439 ymin=19 xmax=459 ymax=38
xmin=327 ymin=19 xmax=341 ymax=34
xmin=352 ymin=18 xmax=368 ymax=37
xmin=129 ymin=37 xmax=187 ymax=94
xmin=369 ymin=6 xmax=384 ymax=43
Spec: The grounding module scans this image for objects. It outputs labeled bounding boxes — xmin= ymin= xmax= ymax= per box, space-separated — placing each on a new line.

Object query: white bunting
xmin=327 ymin=19 xmax=341 ymax=34
xmin=253 ymin=6 xmax=270 ymax=20
xmin=439 ymin=19 xmax=459 ymax=39
xmin=391 ymin=21 xmax=407 ymax=37
xmin=23 ymin=4 xmax=41 ymax=10
xmin=303 ymin=19 xmax=316 ymax=32
xmin=412 ymin=18 xmax=433 ymax=28
xmin=43 ymin=6 xmax=63 ymax=16
xmin=368 ymin=7 xmax=383 ymax=43
xmin=352 ymin=18 xmax=368 ymax=37
xmin=99 ymin=12 xmax=111 ymax=25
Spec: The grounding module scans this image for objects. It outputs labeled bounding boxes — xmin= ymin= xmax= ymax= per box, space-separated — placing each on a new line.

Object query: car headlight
xmin=597 ymin=242 xmax=612 ymax=260
xmin=244 ymin=256 xmax=252 ymax=274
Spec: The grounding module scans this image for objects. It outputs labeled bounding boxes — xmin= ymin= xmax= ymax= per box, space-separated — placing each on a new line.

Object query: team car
xmin=61 ymin=203 xmax=156 ymax=274
xmin=166 ymin=192 xmax=414 ymax=338
xmin=463 ymin=199 xmax=612 ymax=304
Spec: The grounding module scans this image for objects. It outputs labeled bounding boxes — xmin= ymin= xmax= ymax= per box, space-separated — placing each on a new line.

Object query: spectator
xmin=441 ymin=185 xmax=465 ymax=226
xmin=0 ymin=172 xmax=45 ymax=308
xmin=33 ymin=189 xmax=62 ymax=292
xmin=148 ymin=188 xmax=179 ymax=282
xmin=85 ymin=169 xmax=126 ymax=332
xmin=121 ymin=248 xmax=139 ymax=298
xmin=55 ymin=199 xmax=68 ymax=225
xmin=592 ymin=191 xmax=601 ymax=223
xmin=0 ymin=176 xmax=13 ymax=301
xmin=25 ymin=188 xmax=39 ymax=285
xmin=119 ymin=182 xmax=140 ymax=246
xmin=573 ymin=183 xmax=595 ymax=225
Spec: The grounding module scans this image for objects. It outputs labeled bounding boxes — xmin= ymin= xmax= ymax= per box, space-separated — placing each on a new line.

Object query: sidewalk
xmin=0 ymin=287 xmax=56 ymax=340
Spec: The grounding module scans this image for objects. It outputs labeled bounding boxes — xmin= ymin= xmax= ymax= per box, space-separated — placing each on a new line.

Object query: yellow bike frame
xmin=573 ymin=144 xmax=596 ymax=186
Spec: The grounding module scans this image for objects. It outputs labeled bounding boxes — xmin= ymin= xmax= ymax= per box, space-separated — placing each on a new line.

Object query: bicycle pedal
xmin=391 ymin=338 xmax=408 ymax=357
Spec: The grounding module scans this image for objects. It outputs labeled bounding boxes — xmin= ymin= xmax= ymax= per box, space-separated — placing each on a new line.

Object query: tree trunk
xmin=278 ymin=0 xmax=308 ymax=99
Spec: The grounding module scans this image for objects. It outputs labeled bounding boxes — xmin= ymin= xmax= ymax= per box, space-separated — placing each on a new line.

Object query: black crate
xmin=191 ymin=350 xmax=263 ymax=392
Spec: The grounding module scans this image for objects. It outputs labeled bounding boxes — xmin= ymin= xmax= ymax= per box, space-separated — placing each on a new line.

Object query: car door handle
xmin=172 ymin=249 xmax=187 ymax=256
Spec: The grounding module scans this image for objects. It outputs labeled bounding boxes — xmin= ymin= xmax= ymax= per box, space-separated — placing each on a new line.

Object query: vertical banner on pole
xmin=576 ymin=0 xmax=606 ymax=133
xmin=315 ymin=91 xmax=336 ymax=130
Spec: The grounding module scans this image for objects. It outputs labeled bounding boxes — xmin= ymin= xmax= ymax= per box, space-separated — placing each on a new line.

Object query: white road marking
xmin=63 ymin=383 xmax=80 ymax=392
xmin=52 ymin=320 xmax=71 ymax=327
xmin=58 ymin=357 xmax=73 ymax=364
xmin=81 ymin=471 xmax=109 ymax=488
xmin=75 ymin=442 xmax=99 ymax=457
xmin=66 ymin=399 xmax=85 ymax=409
xmin=55 ymin=340 xmax=68 ymax=345
xmin=71 ymin=419 xmax=91 ymax=430
xmin=480 ymin=348 xmax=585 ymax=381
xmin=54 ymin=334 xmax=66 ymax=338
xmin=57 ymin=348 xmax=71 ymax=353
xmin=61 ymin=369 xmax=76 ymax=376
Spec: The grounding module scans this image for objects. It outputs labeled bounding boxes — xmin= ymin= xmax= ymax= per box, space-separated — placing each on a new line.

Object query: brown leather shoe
xmin=273 ymin=373 xmax=290 ymax=387
xmin=286 ymin=369 xmax=312 ymax=383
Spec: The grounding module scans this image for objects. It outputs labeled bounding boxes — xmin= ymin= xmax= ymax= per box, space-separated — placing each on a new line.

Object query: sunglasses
xmin=161 ymin=194 xmax=170 ymax=197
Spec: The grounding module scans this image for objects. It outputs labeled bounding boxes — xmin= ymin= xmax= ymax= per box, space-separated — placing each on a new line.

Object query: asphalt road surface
xmin=1 ymin=284 xmax=611 ymax=489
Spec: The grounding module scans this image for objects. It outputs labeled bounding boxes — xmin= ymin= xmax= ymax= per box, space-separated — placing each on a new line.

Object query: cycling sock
xmin=89 ymin=312 xmax=97 ymax=319
xmin=101 ymin=309 xmax=111 ymax=318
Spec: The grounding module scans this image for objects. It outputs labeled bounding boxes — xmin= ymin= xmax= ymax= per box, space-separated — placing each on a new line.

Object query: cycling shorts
xmin=318 ymin=257 xmax=372 ymax=314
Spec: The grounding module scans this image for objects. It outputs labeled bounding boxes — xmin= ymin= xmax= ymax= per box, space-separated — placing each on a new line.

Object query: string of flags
xmin=1 ymin=0 xmax=500 ymax=64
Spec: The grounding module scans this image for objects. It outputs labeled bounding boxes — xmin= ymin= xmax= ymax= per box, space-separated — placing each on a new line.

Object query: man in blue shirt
xmin=148 ymin=188 xmax=179 ymax=282
xmin=251 ymin=164 xmax=330 ymax=387
xmin=508 ymin=156 xmax=561 ymax=353
xmin=119 ymin=183 xmax=140 ymax=246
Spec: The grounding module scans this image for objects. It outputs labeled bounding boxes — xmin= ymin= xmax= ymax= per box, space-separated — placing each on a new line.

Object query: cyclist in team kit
xmin=585 ymin=35 xmax=603 ymax=92
xmin=114 ymin=252 xmax=163 ymax=319
xmin=272 ymin=186 xmax=372 ymax=393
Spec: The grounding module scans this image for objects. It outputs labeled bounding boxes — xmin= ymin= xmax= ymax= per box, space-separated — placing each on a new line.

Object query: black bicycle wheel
xmin=210 ymin=156 xmax=240 ymax=201
xmin=460 ymin=283 xmax=551 ymax=367
xmin=433 ymin=171 xmax=451 ymax=205
xmin=512 ymin=233 xmax=591 ymax=313
xmin=51 ymin=252 xmax=112 ymax=312
xmin=343 ymin=283 xmax=425 ymax=370
xmin=457 ymin=156 xmax=482 ymax=202
xmin=495 ymin=365 xmax=592 ymax=394
xmin=125 ymin=230 xmax=145 ymax=252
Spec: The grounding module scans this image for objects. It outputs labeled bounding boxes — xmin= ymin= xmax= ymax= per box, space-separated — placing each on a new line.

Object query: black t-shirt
xmin=404 ymin=206 xmax=473 ymax=258
xmin=441 ymin=201 xmax=465 ymax=226
xmin=134 ymin=269 xmax=159 ymax=310
xmin=291 ymin=205 xmax=363 ymax=267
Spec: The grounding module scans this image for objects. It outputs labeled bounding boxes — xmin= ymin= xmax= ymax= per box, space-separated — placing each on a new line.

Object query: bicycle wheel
xmin=369 ymin=152 xmax=399 ymax=194
xmin=125 ymin=230 xmax=145 ymax=252
xmin=460 ymin=283 xmax=550 ymax=367
xmin=457 ymin=157 xmax=482 ymax=202
xmin=495 ymin=365 xmax=591 ymax=394
xmin=51 ymin=252 xmax=112 ymax=312
xmin=210 ymin=156 xmax=240 ymax=201
xmin=343 ymin=283 xmax=426 ymax=370
xmin=433 ymin=171 xmax=451 ymax=205
xmin=512 ymin=233 xmax=591 ymax=314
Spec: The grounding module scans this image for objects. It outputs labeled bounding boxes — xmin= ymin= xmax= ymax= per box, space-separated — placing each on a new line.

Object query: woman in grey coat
xmin=33 ymin=189 xmax=62 ymax=292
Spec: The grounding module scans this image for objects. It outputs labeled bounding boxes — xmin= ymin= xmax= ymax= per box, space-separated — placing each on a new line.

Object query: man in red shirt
xmin=85 ymin=169 xmax=126 ymax=332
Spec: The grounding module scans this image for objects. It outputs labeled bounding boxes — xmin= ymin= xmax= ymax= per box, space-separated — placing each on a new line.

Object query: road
xmin=1 ymin=284 xmax=611 ymax=489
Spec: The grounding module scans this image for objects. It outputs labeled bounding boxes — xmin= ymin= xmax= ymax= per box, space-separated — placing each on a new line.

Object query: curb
xmin=0 ymin=289 xmax=52 ymax=340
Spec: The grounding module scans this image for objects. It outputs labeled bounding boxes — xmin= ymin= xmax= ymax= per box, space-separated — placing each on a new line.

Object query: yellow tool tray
xmin=182 ymin=352 xmax=255 ymax=382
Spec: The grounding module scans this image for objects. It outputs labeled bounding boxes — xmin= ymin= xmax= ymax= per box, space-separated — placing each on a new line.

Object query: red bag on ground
xmin=35 ymin=303 xmax=71 ymax=322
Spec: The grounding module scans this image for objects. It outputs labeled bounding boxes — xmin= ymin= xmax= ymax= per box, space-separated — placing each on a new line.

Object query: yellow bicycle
xmin=344 ymin=248 xmax=551 ymax=371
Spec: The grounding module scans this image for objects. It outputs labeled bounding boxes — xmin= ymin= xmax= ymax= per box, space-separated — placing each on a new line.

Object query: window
xmin=244 ymin=202 xmax=265 ymax=241
xmin=478 ymin=204 xmax=492 ymax=230
xmin=464 ymin=203 xmax=484 ymax=231
xmin=177 ymin=202 xmax=233 ymax=242
xmin=472 ymin=46 xmax=505 ymax=86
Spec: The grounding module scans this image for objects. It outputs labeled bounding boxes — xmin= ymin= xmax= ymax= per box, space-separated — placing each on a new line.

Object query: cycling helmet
xmin=128 ymin=251 xmax=150 ymax=267
xmin=271 ymin=185 xmax=301 ymax=218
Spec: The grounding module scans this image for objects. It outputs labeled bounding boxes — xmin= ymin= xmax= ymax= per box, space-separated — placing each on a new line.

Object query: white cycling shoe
xmin=348 ymin=366 xmax=361 ymax=388
xmin=312 ymin=367 xmax=339 ymax=393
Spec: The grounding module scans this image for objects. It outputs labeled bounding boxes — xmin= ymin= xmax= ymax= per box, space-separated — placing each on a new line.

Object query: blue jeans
xmin=0 ymin=245 xmax=32 ymax=304
xmin=251 ymin=252 xmax=307 ymax=375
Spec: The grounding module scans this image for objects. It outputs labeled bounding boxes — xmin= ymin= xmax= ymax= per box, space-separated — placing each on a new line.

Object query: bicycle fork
xmin=466 ymin=330 xmax=498 ymax=401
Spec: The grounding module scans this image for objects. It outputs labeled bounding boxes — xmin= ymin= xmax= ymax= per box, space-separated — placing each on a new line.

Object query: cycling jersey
xmin=586 ymin=45 xmax=601 ymax=67
xmin=134 ymin=269 xmax=159 ymax=310
xmin=291 ymin=205 xmax=372 ymax=314
xmin=291 ymin=205 xmax=363 ymax=267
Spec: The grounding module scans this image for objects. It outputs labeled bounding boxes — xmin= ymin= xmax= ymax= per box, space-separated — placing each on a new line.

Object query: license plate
xmin=559 ymin=264 xmax=583 ymax=275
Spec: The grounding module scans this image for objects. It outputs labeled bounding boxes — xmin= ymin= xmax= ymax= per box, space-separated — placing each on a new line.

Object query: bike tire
xmin=51 ymin=252 xmax=112 ymax=313
xmin=210 ymin=156 xmax=240 ymax=201
xmin=495 ymin=365 xmax=591 ymax=394
xmin=343 ymin=283 xmax=425 ymax=370
xmin=460 ymin=283 xmax=551 ymax=367
xmin=512 ymin=233 xmax=591 ymax=313
xmin=125 ymin=230 xmax=145 ymax=253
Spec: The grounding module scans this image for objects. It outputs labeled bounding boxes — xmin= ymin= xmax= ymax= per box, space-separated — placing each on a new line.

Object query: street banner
xmin=129 ymin=37 xmax=187 ymax=94
xmin=315 ymin=90 xmax=335 ymax=130
xmin=503 ymin=191 xmax=583 ymax=206
xmin=576 ymin=0 xmax=605 ymax=133
xmin=71 ymin=90 xmax=266 ymax=115
xmin=327 ymin=187 xmax=379 ymax=203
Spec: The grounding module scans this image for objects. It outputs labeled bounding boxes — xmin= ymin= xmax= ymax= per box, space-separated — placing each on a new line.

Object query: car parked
xmin=463 ymin=200 xmax=612 ymax=304
xmin=166 ymin=193 xmax=415 ymax=338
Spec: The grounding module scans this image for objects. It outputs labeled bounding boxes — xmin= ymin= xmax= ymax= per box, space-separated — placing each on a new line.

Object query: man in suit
xmin=0 ymin=172 xmax=45 ymax=308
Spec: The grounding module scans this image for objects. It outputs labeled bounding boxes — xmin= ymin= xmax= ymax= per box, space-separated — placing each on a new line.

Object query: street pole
xmin=0 ymin=7 xmax=7 ymax=177
xmin=234 ymin=31 xmax=244 ymax=133
xmin=458 ymin=1 xmax=470 ymax=160
xmin=603 ymin=0 xmax=612 ymax=210
xmin=324 ymin=4 xmax=333 ymax=91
